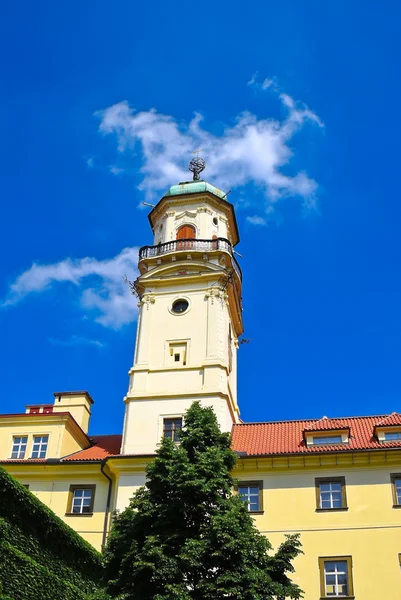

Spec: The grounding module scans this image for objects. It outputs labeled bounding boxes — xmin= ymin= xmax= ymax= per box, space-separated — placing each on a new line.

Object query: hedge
xmin=0 ymin=466 xmax=106 ymax=599
xmin=0 ymin=541 xmax=89 ymax=600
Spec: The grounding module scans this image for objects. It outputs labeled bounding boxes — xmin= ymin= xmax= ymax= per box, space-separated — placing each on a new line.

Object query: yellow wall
xmin=4 ymin=464 xmax=111 ymax=550
xmin=234 ymin=457 xmax=401 ymax=599
xmin=0 ymin=419 xmax=82 ymax=460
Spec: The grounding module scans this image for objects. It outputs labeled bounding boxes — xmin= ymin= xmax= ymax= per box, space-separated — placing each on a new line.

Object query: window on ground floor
xmin=319 ymin=556 xmax=353 ymax=598
xmin=315 ymin=477 xmax=347 ymax=510
xmin=67 ymin=485 xmax=96 ymax=515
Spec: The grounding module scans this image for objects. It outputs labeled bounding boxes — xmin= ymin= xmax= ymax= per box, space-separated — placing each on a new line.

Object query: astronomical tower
xmin=121 ymin=158 xmax=243 ymax=454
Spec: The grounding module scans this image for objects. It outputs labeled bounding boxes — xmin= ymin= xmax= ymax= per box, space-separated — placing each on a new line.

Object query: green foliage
xmin=103 ymin=401 xmax=303 ymax=600
xmin=0 ymin=541 xmax=88 ymax=600
xmin=0 ymin=466 xmax=105 ymax=599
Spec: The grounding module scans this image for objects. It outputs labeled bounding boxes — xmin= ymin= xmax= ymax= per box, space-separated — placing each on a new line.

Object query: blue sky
xmin=1 ymin=0 xmax=400 ymax=434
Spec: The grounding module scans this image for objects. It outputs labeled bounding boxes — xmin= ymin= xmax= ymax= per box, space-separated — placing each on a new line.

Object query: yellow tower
xmin=121 ymin=160 xmax=243 ymax=455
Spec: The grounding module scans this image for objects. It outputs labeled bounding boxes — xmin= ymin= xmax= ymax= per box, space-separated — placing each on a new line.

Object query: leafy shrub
xmin=0 ymin=466 xmax=105 ymax=599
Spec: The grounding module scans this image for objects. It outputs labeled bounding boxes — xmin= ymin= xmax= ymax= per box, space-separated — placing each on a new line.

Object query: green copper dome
xmin=163 ymin=180 xmax=227 ymax=200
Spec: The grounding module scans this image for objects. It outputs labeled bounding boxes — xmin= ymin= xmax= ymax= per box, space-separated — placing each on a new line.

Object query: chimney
xmin=52 ymin=391 xmax=94 ymax=433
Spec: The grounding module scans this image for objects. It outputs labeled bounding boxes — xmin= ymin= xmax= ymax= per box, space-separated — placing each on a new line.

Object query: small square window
xmin=67 ymin=485 xmax=96 ymax=515
xmin=31 ymin=435 xmax=48 ymax=459
xmin=237 ymin=481 xmax=263 ymax=513
xmin=168 ymin=342 xmax=187 ymax=366
xmin=391 ymin=474 xmax=401 ymax=506
xmin=11 ymin=436 xmax=28 ymax=459
xmin=319 ymin=556 xmax=353 ymax=597
xmin=315 ymin=477 xmax=347 ymax=511
xmin=163 ymin=417 xmax=182 ymax=442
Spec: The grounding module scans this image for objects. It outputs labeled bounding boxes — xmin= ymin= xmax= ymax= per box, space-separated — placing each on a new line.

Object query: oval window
xmin=213 ymin=217 xmax=218 ymax=226
xmin=172 ymin=299 xmax=189 ymax=314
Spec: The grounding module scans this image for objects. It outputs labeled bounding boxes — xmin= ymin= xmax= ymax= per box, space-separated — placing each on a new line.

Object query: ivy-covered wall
xmin=0 ymin=467 xmax=106 ymax=600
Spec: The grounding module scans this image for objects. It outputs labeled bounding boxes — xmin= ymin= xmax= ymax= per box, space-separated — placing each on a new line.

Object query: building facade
xmin=1 ymin=173 xmax=401 ymax=598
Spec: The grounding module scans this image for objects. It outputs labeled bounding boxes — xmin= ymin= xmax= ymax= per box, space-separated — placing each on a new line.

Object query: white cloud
xmin=2 ymin=247 xmax=139 ymax=329
xmin=261 ymin=77 xmax=274 ymax=90
xmin=247 ymin=72 xmax=258 ymax=86
xmin=246 ymin=215 xmax=267 ymax=226
xmin=109 ymin=166 xmax=125 ymax=175
xmin=96 ymin=80 xmax=323 ymax=214
xmin=48 ymin=335 xmax=106 ymax=348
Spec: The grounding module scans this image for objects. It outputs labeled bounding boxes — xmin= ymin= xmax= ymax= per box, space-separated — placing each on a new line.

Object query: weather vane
xmin=189 ymin=150 xmax=206 ymax=181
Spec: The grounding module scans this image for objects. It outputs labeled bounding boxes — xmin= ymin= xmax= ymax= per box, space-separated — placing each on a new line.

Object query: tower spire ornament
xmin=189 ymin=151 xmax=206 ymax=181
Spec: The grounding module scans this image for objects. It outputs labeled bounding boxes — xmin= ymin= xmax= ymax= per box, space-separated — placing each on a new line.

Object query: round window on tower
xmin=171 ymin=299 xmax=189 ymax=314
xmin=213 ymin=217 xmax=218 ymax=226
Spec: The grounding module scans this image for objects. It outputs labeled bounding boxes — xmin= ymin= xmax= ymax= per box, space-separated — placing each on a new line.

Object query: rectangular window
xmin=163 ymin=417 xmax=182 ymax=442
xmin=11 ymin=436 xmax=28 ymax=459
xmin=391 ymin=474 xmax=401 ymax=506
xmin=237 ymin=481 xmax=263 ymax=513
xmin=67 ymin=485 xmax=96 ymax=515
xmin=312 ymin=435 xmax=343 ymax=445
xmin=31 ymin=435 xmax=48 ymax=459
xmin=315 ymin=477 xmax=347 ymax=510
xmin=384 ymin=431 xmax=401 ymax=441
xmin=319 ymin=556 xmax=353 ymax=598
xmin=168 ymin=342 xmax=187 ymax=366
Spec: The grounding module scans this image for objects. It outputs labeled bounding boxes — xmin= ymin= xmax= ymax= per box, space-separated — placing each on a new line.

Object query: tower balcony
xmin=138 ymin=237 xmax=242 ymax=281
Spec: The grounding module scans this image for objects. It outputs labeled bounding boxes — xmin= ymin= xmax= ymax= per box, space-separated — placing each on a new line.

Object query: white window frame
xmin=237 ymin=482 xmax=262 ymax=512
xmin=320 ymin=481 xmax=343 ymax=509
xmin=72 ymin=488 xmax=93 ymax=514
xmin=11 ymin=436 xmax=28 ymax=459
xmin=324 ymin=560 xmax=349 ymax=597
xmin=384 ymin=431 xmax=401 ymax=441
xmin=312 ymin=435 xmax=343 ymax=445
xmin=31 ymin=435 xmax=49 ymax=459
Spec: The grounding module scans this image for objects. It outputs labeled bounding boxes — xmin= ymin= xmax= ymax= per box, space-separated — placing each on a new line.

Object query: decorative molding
xmin=138 ymin=294 xmax=156 ymax=309
xmin=205 ymin=288 xmax=229 ymax=305
xmin=175 ymin=210 xmax=197 ymax=220
xmin=197 ymin=206 xmax=213 ymax=215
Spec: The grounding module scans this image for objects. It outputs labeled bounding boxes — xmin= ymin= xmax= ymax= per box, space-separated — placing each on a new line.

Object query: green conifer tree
xmin=103 ymin=402 xmax=303 ymax=599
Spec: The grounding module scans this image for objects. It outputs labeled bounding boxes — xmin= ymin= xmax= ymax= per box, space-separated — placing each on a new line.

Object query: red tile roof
xmin=62 ymin=435 xmax=122 ymax=461
xmin=232 ymin=415 xmax=401 ymax=456
xmin=303 ymin=416 xmax=349 ymax=433
xmin=375 ymin=412 xmax=401 ymax=427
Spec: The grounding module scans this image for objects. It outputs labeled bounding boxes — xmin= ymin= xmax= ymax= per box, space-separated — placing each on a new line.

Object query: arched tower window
xmin=176 ymin=225 xmax=196 ymax=240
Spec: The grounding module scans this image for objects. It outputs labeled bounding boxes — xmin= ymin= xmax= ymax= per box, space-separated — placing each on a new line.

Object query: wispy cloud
xmin=96 ymin=77 xmax=323 ymax=214
xmin=48 ymin=335 xmax=106 ymax=348
xmin=247 ymin=72 xmax=258 ymax=87
xmin=246 ymin=215 xmax=267 ymax=226
xmin=2 ymin=247 xmax=139 ymax=329
xmin=261 ymin=78 xmax=274 ymax=90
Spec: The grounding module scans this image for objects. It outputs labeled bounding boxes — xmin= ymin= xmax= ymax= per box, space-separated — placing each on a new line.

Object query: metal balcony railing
xmin=138 ymin=237 xmax=242 ymax=281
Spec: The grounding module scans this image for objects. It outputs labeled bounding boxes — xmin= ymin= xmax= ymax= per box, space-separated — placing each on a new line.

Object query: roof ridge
xmin=232 ymin=414 xmax=390 ymax=426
